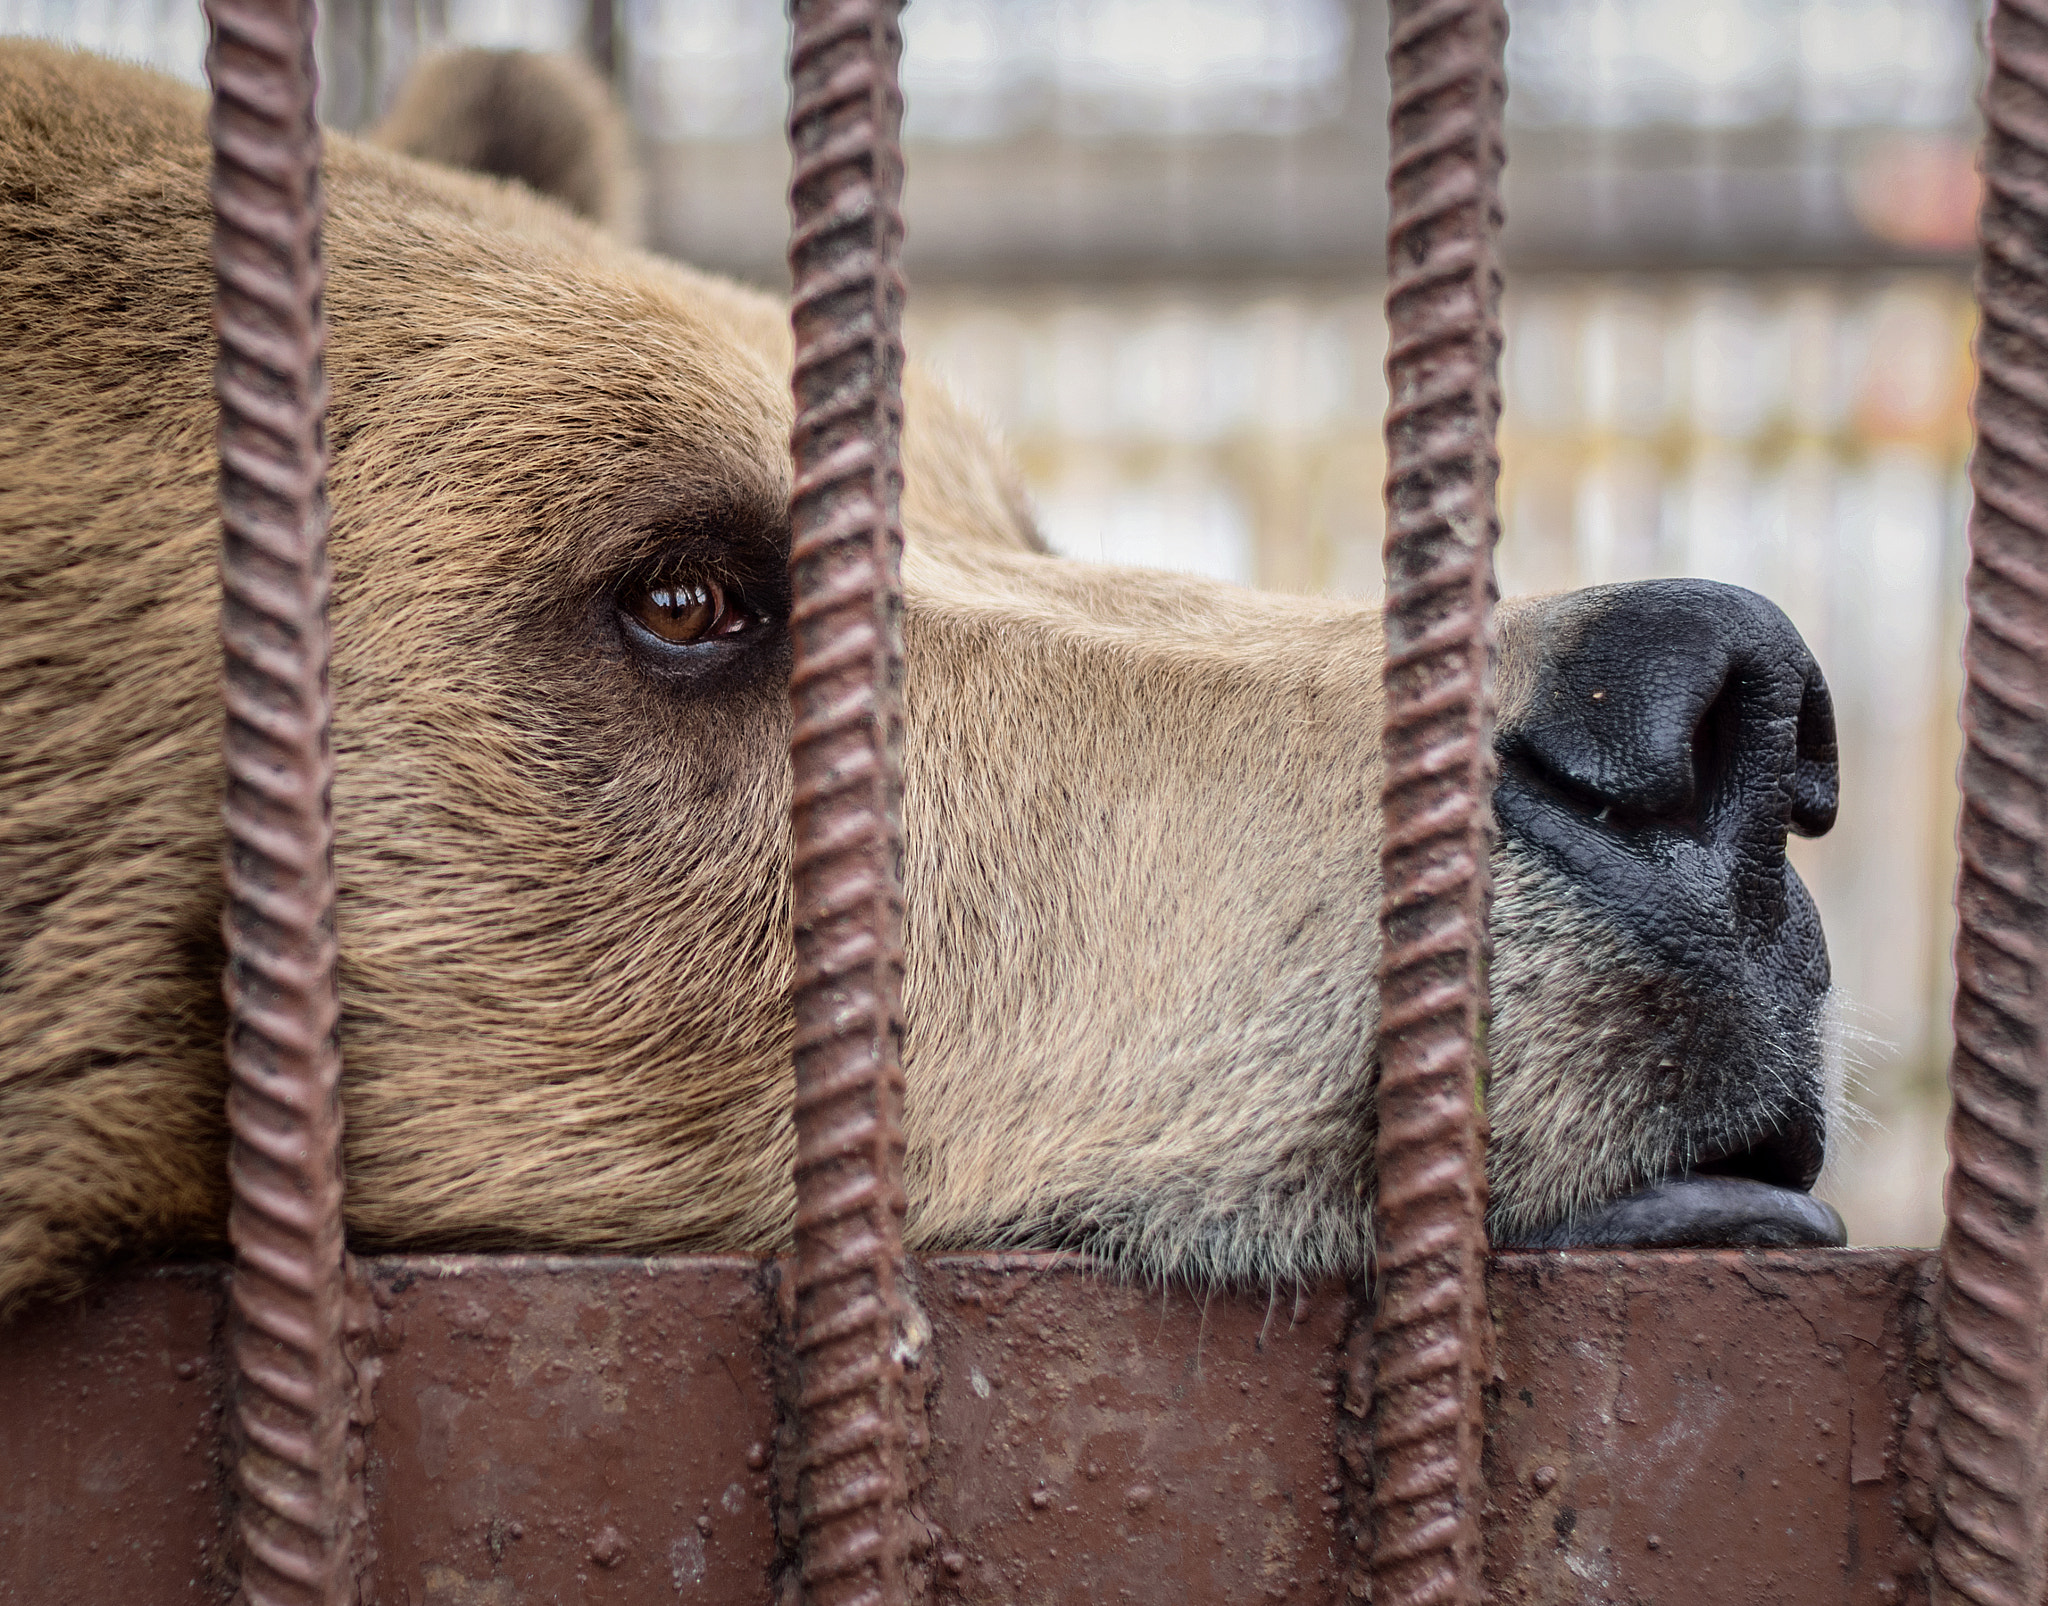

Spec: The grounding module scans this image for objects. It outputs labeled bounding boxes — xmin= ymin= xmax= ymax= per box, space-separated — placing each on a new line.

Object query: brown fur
xmin=0 ymin=43 xmax=1830 ymax=1320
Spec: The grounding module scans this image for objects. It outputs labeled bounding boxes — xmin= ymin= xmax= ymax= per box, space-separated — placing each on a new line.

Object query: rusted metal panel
xmin=203 ymin=2 xmax=363 ymax=1603
xmin=0 ymin=1267 xmax=233 ymax=1605
xmin=0 ymin=1250 xmax=1951 ymax=1605
xmin=916 ymin=1257 xmax=1354 ymax=1603
xmin=1939 ymin=3 xmax=2048 ymax=1604
xmin=783 ymin=3 xmax=919 ymax=1604
xmin=1371 ymin=1 xmax=1510 ymax=1601
xmin=355 ymin=1259 xmax=781 ymax=1604
xmin=1484 ymin=1252 xmax=1938 ymax=1606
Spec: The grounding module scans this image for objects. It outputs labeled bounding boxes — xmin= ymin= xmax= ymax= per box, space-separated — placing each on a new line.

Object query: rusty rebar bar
xmin=1368 ymin=3 xmax=1507 ymax=1604
xmin=784 ymin=4 xmax=917 ymax=1604
xmin=1936 ymin=4 xmax=2048 ymax=1603
xmin=205 ymin=3 xmax=358 ymax=1603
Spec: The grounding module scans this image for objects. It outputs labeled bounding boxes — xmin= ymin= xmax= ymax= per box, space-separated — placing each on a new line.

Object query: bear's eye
xmin=622 ymin=578 xmax=754 ymax=646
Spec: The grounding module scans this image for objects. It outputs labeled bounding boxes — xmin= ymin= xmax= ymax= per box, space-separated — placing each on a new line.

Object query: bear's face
xmin=307 ymin=139 xmax=1841 ymax=1277
xmin=0 ymin=45 xmax=1842 ymax=1316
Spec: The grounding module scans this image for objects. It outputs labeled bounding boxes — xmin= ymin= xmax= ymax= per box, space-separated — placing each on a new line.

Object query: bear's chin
xmin=1495 ymin=1174 xmax=1847 ymax=1250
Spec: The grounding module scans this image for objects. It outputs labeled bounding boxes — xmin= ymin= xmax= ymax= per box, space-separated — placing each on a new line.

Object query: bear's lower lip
xmin=1496 ymin=1175 xmax=1847 ymax=1250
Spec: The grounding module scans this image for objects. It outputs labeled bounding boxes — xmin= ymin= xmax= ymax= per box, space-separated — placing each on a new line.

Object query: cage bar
xmin=1935 ymin=2 xmax=2048 ymax=1603
xmin=1367 ymin=2 xmax=1508 ymax=1603
xmin=204 ymin=1 xmax=361 ymax=1603
xmin=783 ymin=4 xmax=919 ymax=1605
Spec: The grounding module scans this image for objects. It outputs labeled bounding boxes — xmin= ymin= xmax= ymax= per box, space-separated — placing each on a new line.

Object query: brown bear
xmin=0 ymin=40 xmax=1846 ymax=1322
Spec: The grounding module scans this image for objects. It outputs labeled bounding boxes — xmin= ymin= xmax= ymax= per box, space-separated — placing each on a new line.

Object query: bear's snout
xmin=1483 ymin=579 xmax=1844 ymax=1248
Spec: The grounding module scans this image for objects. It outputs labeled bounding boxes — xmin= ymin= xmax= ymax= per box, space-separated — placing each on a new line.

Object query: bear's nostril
xmin=1498 ymin=674 xmax=1714 ymax=833
xmin=1789 ymin=667 xmax=1840 ymax=838
xmin=1495 ymin=579 xmax=1841 ymax=847
xmin=1687 ymin=680 xmax=1743 ymax=825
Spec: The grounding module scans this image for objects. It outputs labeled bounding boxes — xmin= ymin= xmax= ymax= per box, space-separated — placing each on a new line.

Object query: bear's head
xmin=0 ymin=42 xmax=1842 ymax=1317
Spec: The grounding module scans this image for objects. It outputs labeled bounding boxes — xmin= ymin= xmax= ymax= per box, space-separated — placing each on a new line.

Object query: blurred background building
xmin=3 ymin=0 xmax=1986 ymax=1245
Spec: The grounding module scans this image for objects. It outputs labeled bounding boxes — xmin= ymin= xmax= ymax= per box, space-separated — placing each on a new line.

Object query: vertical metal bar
xmin=205 ymin=3 xmax=358 ymax=1603
xmin=1369 ymin=2 xmax=1507 ymax=1603
xmin=1936 ymin=3 xmax=2048 ymax=1602
xmin=784 ymin=4 xmax=916 ymax=1605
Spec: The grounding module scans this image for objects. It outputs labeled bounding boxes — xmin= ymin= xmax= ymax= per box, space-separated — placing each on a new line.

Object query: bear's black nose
xmin=1493 ymin=580 xmax=1838 ymax=983
xmin=1489 ymin=581 xmax=1841 ymax=1251
xmin=1498 ymin=579 xmax=1837 ymax=844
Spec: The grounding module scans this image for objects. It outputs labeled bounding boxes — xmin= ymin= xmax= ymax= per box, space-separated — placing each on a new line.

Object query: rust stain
xmin=1484 ymin=1252 xmax=1936 ymax=1606
xmin=918 ymin=1257 xmax=1351 ymax=1603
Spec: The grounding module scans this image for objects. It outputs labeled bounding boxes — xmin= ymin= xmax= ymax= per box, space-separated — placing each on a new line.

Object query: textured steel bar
xmin=205 ymin=4 xmax=358 ymax=1604
xmin=1368 ymin=2 xmax=1508 ymax=1605
xmin=1935 ymin=4 xmax=2048 ymax=1603
xmin=784 ymin=4 xmax=918 ymax=1605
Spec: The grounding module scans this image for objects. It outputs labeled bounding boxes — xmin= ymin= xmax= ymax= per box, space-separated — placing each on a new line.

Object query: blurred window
xmin=622 ymin=0 xmax=1351 ymax=143
xmin=0 ymin=0 xmax=205 ymax=81
xmin=1507 ymin=0 xmax=1981 ymax=130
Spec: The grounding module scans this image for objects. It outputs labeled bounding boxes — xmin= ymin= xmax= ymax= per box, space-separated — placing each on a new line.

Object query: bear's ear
xmin=371 ymin=48 xmax=642 ymax=243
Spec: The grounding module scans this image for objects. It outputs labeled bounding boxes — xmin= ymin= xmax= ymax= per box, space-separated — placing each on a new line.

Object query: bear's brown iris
xmin=624 ymin=578 xmax=749 ymax=645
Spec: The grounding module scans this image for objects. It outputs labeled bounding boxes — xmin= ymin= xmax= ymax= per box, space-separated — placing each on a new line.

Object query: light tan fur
xmin=0 ymin=43 xmax=1827 ymax=1320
